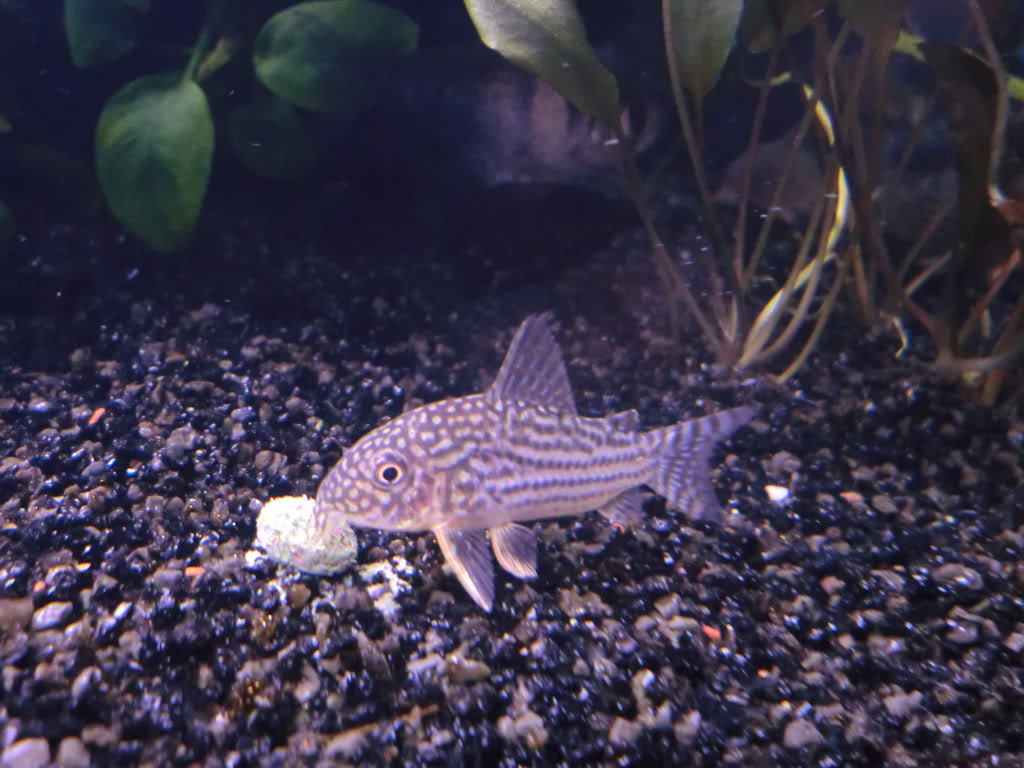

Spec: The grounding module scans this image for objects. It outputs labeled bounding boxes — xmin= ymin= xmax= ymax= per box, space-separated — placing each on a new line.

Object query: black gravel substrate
xmin=1 ymin=198 xmax=1023 ymax=768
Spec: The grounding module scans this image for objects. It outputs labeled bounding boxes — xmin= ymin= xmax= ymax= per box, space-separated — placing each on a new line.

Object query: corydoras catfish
xmin=314 ymin=314 xmax=754 ymax=611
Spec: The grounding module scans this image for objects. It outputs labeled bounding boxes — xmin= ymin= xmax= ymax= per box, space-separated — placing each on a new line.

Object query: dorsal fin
xmin=486 ymin=312 xmax=577 ymax=413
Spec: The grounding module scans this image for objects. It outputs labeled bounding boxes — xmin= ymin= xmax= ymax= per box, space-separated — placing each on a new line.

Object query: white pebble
xmin=254 ymin=496 xmax=357 ymax=575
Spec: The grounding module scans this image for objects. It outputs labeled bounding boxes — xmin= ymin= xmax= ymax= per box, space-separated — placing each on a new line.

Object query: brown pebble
xmin=653 ymin=592 xmax=681 ymax=619
xmin=674 ymin=710 xmax=702 ymax=745
xmin=820 ymin=575 xmax=845 ymax=596
xmin=608 ymin=716 xmax=644 ymax=747
xmin=871 ymin=495 xmax=898 ymax=514
xmin=0 ymin=598 xmax=34 ymax=632
xmin=445 ymin=650 xmax=491 ymax=683
xmin=287 ymin=583 xmax=312 ymax=609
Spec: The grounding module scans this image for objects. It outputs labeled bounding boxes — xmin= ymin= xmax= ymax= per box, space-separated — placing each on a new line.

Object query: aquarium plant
xmin=64 ymin=0 xmax=418 ymax=251
xmin=463 ymin=0 xmax=1024 ymax=404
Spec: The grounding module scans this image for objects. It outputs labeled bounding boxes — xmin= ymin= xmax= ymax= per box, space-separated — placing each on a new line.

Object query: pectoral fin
xmin=597 ymin=487 xmax=646 ymax=529
xmin=434 ymin=528 xmax=495 ymax=612
xmin=491 ymin=522 xmax=537 ymax=579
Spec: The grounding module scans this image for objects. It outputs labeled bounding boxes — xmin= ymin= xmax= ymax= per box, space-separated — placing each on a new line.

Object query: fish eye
xmin=372 ymin=454 xmax=406 ymax=487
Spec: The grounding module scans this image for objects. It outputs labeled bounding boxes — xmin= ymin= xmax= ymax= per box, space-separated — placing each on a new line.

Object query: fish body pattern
xmin=314 ymin=314 xmax=754 ymax=611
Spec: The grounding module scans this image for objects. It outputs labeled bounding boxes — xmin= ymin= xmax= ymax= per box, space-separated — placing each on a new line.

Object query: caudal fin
xmin=647 ymin=406 xmax=755 ymax=523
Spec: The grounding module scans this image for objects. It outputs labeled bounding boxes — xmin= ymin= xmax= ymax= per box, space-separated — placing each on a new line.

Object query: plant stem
xmin=966 ymin=0 xmax=1008 ymax=199
xmin=732 ymin=39 xmax=783 ymax=295
xmin=980 ymin=293 xmax=1024 ymax=403
xmin=183 ymin=26 xmax=211 ymax=83
xmin=183 ymin=0 xmax=227 ymax=83
xmin=956 ymin=248 xmax=1021 ymax=349
xmin=612 ymin=131 xmax=722 ymax=355
xmin=661 ymin=1 xmax=732 ymax=315
xmin=741 ymin=89 xmax=817 ymax=288
xmin=777 ymin=243 xmax=851 ymax=382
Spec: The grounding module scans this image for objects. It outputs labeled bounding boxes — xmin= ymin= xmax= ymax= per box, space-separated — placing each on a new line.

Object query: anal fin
xmin=597 ymin=487 xmax=646 ymax=529
xmin=491 ymin=523 xmax=537 ymax=579
xmin=434 ymin=528 xmax=495 ymax=612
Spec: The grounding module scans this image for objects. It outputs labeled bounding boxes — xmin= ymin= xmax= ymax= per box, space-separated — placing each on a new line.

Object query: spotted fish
xmin=314 ymin=314 xmax=754 ymax=611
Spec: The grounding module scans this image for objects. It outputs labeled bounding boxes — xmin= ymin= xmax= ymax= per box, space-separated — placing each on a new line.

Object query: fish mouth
xmin=313 ymin=497 xmax=369 ymax=536
xmin=323 ymin=500 xmax=419 ymax=532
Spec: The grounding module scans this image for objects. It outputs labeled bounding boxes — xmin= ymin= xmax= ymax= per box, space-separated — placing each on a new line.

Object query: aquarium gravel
xmin=0 ymin=203 xmax=1022 ymax=768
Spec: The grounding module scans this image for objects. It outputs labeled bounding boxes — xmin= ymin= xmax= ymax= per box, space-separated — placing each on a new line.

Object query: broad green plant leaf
xmin=96 ymin=73 xmax=213 ymax=251
xmin=254 ymin=0 xmax=418 ymax=114
xmin=229 ymin=94 xmax=319 ymax=181
xmin=739 ymin=0 xmax=819 ymax=53
xmin=666 ymin=0 xmax=743 ymax=99
xmin=463 ymin=0 xmax=620 ymax=127
xmin=64 ymin=0 xmax=149 ymax=68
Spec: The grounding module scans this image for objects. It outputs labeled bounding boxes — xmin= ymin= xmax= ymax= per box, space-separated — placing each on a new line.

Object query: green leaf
xmin=463 ymin=0 xmax=620 ymax=127
xmin=739 ymin=0 xmax=818 ymax=53
xmin=15 ymin=144 xmax=101 ymax=218
xmin=666 ymin=0 xmax=743 ymax=99
xmin=64 ymin=0 xmax=148 ymax=68
xmin=96 ymin=73 xmax=213 ymax=251
xmin=0 ymin=200 xmax=14 ymax=252
xmin=836 ymin=0 xmax=907 ymax=56
xmin=229 ymin=94 xmax=319 ymax=181
xmin=254 ymin=0 xmax=418 ymax=114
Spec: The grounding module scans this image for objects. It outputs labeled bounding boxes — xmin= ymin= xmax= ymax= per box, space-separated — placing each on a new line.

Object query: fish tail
xmin=646 ymin=406 xmax=755 ymax=522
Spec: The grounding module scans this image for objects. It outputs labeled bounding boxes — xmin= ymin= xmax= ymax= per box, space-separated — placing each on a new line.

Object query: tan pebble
xmin=871 ymin=495 xmax=898 ymax=514
xmin=0 ymin=598 xmax=34 ymax=632
xmin=820 ymin=575 xmax=845 ymax=596
xmin=1 ymin=738 xmax=50 ymax=768
xmin=31 ymin=602 xmax=73 ymax=631
xmin=674 ymin=710 xmax=702 ymax=745
xmin=608 ymin=716 xmax=644 ymax=747
xmin=783 ymin=717 xmax=823 ymax=748
xmin=55 ymin=737 xmax=89 ymax=768
xmin=445 ymin=653 xmax=490 ymax=683
xmin=324 ymin=727 xmax=369 ymax=760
